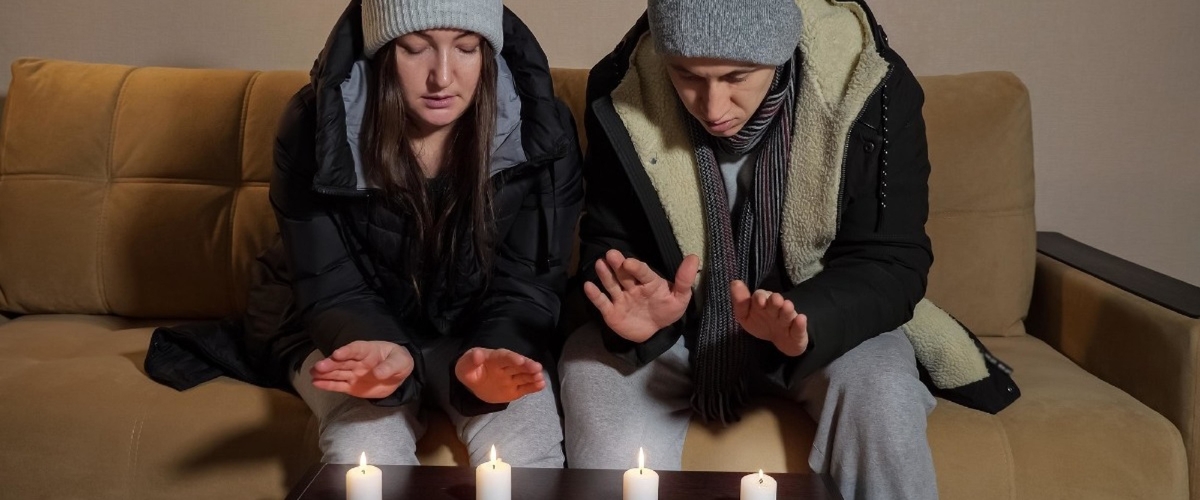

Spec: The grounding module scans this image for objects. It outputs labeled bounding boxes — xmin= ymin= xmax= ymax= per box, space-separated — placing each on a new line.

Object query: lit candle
xmin=740 ymin=469 xmax=777 ymax=500
xmin=623 ymin=447 xmax=659 ymax=500
xmin=345 ymin=452 xmax=382 ymax=500
xmin=475 ymin=445 xmax=511 ymax=500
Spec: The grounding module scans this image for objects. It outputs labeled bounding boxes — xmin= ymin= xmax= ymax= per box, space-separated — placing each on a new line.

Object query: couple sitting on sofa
xmin=145 ymin=0 xmax=1019 ymax=499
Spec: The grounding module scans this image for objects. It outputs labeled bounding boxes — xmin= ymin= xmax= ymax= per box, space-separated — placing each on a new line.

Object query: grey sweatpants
xmin=560 ymin=324 xmax=938 ymax=500
xmin=292 ymin=335 xmax=564 ymax=468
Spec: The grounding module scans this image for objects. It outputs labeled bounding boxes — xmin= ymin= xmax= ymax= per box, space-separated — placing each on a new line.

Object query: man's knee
xmin=561 ymin=322 xmax=606 ymax=364
xmin=821 ymin=333 xmax=934 ymax=421
xmin=560 ymin=323 xmax=631 ymax=384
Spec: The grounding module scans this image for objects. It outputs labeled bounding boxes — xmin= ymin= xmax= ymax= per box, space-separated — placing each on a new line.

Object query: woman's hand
xmin=583 ymin=250 xmax=701 ymax=343
xmin=310 ymin=341 xmax=415 ymax=399
xmin=454 ymin=348 xmax=546 ymax=404
xmin=730 ymin=280 xmax=809 ymax=357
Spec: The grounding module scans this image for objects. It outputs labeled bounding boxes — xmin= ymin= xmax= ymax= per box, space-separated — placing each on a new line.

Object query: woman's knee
xmin=460 ymin=378 xmax=564 ymax=467
xmin=318 ymin=405 xmax=424 ymax=465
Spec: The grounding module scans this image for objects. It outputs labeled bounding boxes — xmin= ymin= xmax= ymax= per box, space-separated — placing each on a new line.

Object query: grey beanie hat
xmin=648 ymin=0 xmax=802 ymax=66
xmin=362 ymin=0 xmax=504 ymax=58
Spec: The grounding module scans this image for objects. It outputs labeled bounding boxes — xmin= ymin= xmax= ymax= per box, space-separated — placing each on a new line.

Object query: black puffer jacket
xmin=146 ymin=1 xmax=582 ymax=417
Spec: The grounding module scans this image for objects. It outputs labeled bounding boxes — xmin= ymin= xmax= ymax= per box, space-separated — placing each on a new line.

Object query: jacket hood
xmin=308 ymin=1 xmax=572 ymax=195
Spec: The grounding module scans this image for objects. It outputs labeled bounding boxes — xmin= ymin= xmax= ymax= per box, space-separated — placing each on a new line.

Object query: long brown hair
xmin=363 ymin=39 xmax=498 ymax=295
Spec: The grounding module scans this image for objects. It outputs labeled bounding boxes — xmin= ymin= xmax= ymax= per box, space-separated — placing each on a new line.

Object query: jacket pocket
xmin=840 ymin=125 xmax=883 ymax=230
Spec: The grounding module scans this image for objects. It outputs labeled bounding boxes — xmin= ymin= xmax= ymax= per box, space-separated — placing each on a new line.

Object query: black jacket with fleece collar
xmin=573 ymin=0 xmax=1018 ymax=413
xmin=145 ymin=1 xmax=583 ymax=418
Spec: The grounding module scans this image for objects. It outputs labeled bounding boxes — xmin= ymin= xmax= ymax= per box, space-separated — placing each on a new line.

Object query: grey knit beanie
xmin=648 ymin=0 xmax=802 ymax=66
xmin=362 ymin=0 xmax=504 ymax=58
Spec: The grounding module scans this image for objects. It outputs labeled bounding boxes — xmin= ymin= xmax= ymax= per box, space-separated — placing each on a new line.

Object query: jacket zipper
xmin=593 ymin=96 xmax=686 ymax=274
xmin=836 ymin=65 xmax=893 ymax=231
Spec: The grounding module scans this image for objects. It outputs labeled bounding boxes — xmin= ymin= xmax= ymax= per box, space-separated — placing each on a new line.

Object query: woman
xmin=273 ymin=0 xmax=581 ymax=467
xmin=149 ymin=0 xmax=581 ymax=468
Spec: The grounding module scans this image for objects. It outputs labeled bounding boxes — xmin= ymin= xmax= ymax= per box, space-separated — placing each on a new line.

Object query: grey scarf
xmin=685 ymin=58 xmax=797 ymax=424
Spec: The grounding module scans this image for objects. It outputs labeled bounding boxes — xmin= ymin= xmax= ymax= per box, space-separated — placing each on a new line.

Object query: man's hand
xmin=730 ymin=280 xmax=809 ymax=357
xmin=455 ymin=348 xmax=546 ymax=404
xmin=311 ymin=341 xmax=415 ymax=399
xmin=583 ymin=250 xmax=701 ymax=343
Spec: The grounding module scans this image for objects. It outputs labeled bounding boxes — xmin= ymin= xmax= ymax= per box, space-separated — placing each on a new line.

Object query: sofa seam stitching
xmin=927 ymin=207 xmax=1033 ymax=218
xmin=0 ymin=173 xmax=269 ymax=187
xmin=0 ymin=62 xmax=13 ymax=180
xmin=292 ymin=463 xmax=328 ymax=499
xmin=992 ymin=413 xmax=1017 ymax=499
xmin=230 ymin=72 xmax=258 ymax=314
xmin=0 ymin=63 xmax=20 ymax=308
xmin=1188 ymin=322 xmax=1199 ymax=481
xmin=100 ymin=67 xmax=136 ymax=315
xmin=125 ymin=420 xmax=136 ymax=497
xmin=127 ymin=411 xmax=146 ymax=498
xmin=238 ymin=72 xmax=257 ymax=181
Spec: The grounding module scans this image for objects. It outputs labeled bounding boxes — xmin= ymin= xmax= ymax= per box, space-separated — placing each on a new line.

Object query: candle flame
xmin=638 ymin=447 xmax=645 ymax=470
xmin=758 ymin=469 xmax=764 ymax=484
xmin=360 ymin=452 xmax=367 ymax=468
xmin=490 ymin=445 xmax=498 ymax=463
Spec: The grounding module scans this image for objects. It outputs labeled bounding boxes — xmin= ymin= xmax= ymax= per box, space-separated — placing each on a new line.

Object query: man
xmin=559 ymin=1 xmax=1018 ymax=499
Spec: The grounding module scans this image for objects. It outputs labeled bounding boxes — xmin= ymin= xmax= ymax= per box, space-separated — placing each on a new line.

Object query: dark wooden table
xmin=286 ymin=464 xmax=842 ymax=500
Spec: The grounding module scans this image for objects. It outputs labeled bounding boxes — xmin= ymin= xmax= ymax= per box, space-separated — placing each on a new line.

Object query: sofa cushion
xmin=0 ymin=314 xmax=1186 ymax=498
xmin=977 ymin=335 xmax=1187 ymax=499
xmin=0 ymin=314 xmax=473 ymax=500
xmin=0 ymin=59 xmax=307 ymax=318
xmin=549 ymin=68 xmax=590 ymax=153
xmin=0 ymin=315 xmax=317 ymax=499
xmin=678 ymin=334 xmax=1187 ymax=499
xmin=919 ymin=72 xmax=1036 ymax=337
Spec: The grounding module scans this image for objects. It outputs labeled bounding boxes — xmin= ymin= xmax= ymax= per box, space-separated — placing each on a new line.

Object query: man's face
xmin=664 ymin=55 xmax=777 ymax=137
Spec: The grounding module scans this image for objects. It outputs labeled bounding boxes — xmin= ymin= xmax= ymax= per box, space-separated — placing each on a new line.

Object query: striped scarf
xmin=686 ymin=58 xmax=797 ymax=424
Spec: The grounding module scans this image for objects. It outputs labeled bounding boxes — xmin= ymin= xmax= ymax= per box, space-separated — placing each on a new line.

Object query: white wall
xmin=2 ymin=0 xmax=1197 ymax=286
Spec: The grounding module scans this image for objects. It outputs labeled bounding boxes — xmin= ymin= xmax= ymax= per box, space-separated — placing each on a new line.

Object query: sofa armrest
xmin=1028 ymin=232 xmax=1200 ymax=488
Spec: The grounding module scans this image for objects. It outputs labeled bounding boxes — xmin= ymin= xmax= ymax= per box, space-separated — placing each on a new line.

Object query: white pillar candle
xmin=623 ymin=447 xmax=659 ymax=500
xmin=740 ymin=470 xmax=777 ymax=500
xmin=476 ymin=445 xmax=512 ymax=500
xmin=346 ymin=452 xmax=382 ymax=500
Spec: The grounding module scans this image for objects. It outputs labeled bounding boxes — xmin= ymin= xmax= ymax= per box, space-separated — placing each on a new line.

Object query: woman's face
xmin=392 ymin=29 xmax=485 ymax=135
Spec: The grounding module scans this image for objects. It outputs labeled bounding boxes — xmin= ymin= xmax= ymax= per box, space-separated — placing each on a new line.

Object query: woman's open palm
xmin=310 ymin=341 xmax=415 ymax=399
xmin=455 ymin=348 xmax=546 ymax=404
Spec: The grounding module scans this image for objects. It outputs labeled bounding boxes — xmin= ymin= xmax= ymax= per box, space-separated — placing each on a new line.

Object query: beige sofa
xmin=1 ymin=58 xmax=1197 ymax=499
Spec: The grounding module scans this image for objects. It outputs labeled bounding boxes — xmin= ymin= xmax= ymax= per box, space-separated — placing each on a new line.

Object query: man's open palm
xmin=584 ymin=250 xmax=700 ymax=343
xmin=730 ymin=280 xmax=809 ymax=357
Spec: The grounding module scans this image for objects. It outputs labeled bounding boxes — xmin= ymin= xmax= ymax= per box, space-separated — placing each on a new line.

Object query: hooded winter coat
xmin=573 ymin=0 xmax=1018 ymax=413
xmin=146 ymin=1 xmax=583 ymax=417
